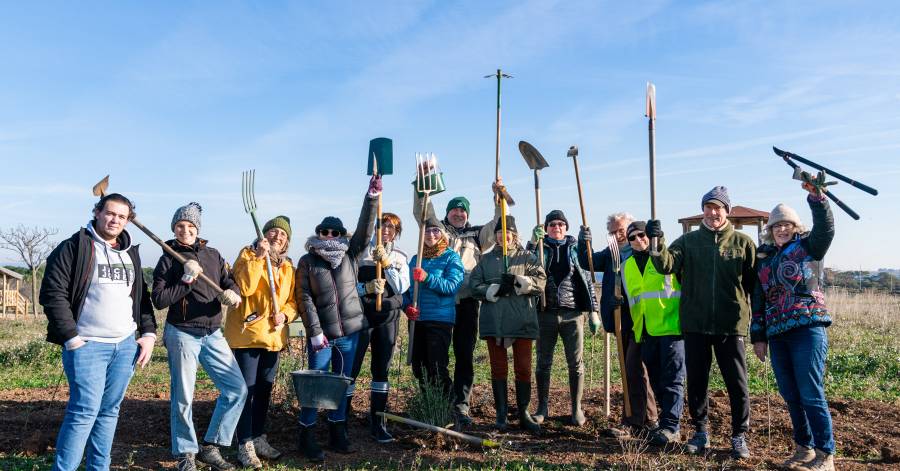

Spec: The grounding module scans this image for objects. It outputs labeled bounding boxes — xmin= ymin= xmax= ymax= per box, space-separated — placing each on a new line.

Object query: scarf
xmin=306 ymin=236 xmax=350 ymax=269
xmin=422 ymin=236 xmax=449 ymax=259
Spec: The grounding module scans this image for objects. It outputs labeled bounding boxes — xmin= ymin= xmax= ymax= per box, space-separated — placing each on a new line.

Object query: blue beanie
xmin=702 ymin=186 xmax=731 ymax=212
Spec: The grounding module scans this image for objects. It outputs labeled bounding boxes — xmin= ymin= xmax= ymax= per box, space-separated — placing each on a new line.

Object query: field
xmin=0 ymin=288 xmax=898 ymax=470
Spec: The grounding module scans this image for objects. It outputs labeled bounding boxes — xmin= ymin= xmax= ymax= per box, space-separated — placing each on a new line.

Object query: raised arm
xmin=348 ymin=193 xmax=379 ymax=258
xmin=805 ymin=194 xmax=835 ymax=261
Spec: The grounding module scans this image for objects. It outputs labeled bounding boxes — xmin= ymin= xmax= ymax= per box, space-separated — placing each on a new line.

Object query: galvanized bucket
xmin=291 ymin=370 xmax=351 ymax=410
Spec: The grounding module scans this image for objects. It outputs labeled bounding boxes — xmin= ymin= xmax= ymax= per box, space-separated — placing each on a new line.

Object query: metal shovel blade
xmin=518 ymin=140 xmax=549 ymax=170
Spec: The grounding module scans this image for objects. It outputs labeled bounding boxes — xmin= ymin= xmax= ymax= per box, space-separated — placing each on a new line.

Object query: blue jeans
xmin=53 ymin=336 xmax=138 ymax=471
xmin=164 ymin=324 xmax=247 ymax=456
xmin=299 ymin=331 xmax=359 ymax=425
xmin=641 ymin=334 xmax=685 ymax=433
xmin=769 ymin=325 xmax=834 ymax=453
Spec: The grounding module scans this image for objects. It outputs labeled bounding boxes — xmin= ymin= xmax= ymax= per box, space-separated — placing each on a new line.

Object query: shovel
xmin=518 ymin=140 xmax=549 ymax=308
xmin=368 ymin=137 xmax=394 ymax=311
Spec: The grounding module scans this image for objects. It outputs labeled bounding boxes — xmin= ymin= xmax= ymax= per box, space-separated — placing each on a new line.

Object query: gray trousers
xmin=535 ymin=309 xmax=585 ymax=380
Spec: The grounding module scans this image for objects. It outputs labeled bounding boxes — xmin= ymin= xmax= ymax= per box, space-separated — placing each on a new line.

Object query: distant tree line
xmin=825 ymin=268 xmax=898 ymax=294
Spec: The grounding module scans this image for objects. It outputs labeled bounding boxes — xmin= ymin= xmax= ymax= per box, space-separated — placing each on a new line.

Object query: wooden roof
xmin=0 ymin=266 xmax=24 ymax=280
xmin=678 ymin=205 xmax=770 ymax=224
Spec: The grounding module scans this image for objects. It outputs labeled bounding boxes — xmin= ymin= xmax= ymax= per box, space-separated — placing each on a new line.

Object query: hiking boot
xmin=532 ymin=370 xmax=550 ymax=425
xmin=781 ymin=444 xmax=816 ymax=469
xmin=237 ymin=441 xmax=262 ymax=469
xmin=176 ymin=453 xmax=197 ymax=471
xmin=684 ymin=431 xmax=710 ymax=454
xmin=568 ymin=373 xmax=586 ymax=427
xmin=730 ymin=433 xmax=751 ymax=459
xmin=298 ymin=424 xmax=324 ymax=462
xmin=453 ymin=411 xmax=473 ymax=429
xmin=515 ymin=380 xmax=541 ymax=434
xmin=491 ymin=379 xmax=508 ymax=431
xmin=327 ymin=420 xmax=353 ymax=454
xmin=197 ymin=445 xmax=234 ymax=470
xmin=648 ymin=428 xmax=680 ymax=446
xmin=251 ymin=435 xmax=282 ymax=460
xmin=795 ymin=449 xmax=835 ymax=471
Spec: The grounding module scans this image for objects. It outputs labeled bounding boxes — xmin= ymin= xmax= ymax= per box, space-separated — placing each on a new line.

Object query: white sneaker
xmin=238 ymin=441 xmax=262 ymax=469
xmin=252 ymin=435 xmax=282 ymax=460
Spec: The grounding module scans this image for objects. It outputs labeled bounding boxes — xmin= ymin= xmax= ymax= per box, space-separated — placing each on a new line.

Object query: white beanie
xmin=766 ymin=203 xmax=801 ymax=228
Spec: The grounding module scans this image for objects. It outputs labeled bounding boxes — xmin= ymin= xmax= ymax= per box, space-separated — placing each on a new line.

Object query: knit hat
xmin=446 ymin=196 xmax=470 ymax=215
xmin=494 ymin=215 xmax=518 ymax=233
xmin=314 ymin=216 xmax=345 ymax=236
xmin=171 ymin=202 xmax=202 ymax=232
xmin=424 ymin=216 xmax=446 ymax=234
xmin=263 ymin=215 xmax=292 ymax=240
xmin=544 ymin=209 xmax=569 ymax=229
xmin=627 ymin=221 xmax=647 ymax=237
xmin=701 ymin=185 xmax=731 ymax=212
xmin=766 ymin=203 xmax=802 ymax=228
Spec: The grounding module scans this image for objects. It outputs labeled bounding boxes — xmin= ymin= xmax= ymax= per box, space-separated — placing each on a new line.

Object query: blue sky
xmin=1 ymin=1 xmax=898 ymax=270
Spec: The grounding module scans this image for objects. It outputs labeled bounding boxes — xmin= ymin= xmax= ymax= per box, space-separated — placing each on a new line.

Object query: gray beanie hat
xmin=766 ymin=203 xmax=802 ymax=228
xmin=172 ymin=202 xmax=202 ymax=232
xmin=701 ymin=186 xmax=731 ymax=212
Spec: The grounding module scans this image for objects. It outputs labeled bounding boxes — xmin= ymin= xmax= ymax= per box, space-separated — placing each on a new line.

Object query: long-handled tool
xmin=368 ymin=138 xmax=394 ymax=311
xmin=518 ymin=140 xmax=549 ymax=308
xmin=242 ymin=170 xmax=280 ymax=328
xmin=485 ymin=69 xmax=515 ymax=272
xmin=377 ymin=412 xmax=500 ymax=448
xmin=91 ymin=175 xmax=225 ymax=294
xmin=409 ymin=153 xmax=441 ymax=364
xmin=607 ymin=233 xmax=631 ymax=418
xmin=646 ymin=82 xmax=660 ymax=256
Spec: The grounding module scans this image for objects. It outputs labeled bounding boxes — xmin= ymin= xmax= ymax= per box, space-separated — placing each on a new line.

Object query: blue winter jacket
xmin=405 ymin=249 xmax=465 ymax=324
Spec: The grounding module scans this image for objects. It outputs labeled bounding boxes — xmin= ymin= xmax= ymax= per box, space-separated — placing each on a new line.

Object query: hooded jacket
xmin=471 ymin=244 xmax=547 ymax=339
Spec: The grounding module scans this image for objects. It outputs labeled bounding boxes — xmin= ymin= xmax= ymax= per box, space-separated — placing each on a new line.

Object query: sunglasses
xmin=547 ymin=221 xmax=566 ymax=228
xmin=424 ymin=227 xmax=442 ymax=235
xmin=319 ymin=229 xmax=342 ymax=237
xmin=627 ymin=232 xmax=647 ymax=241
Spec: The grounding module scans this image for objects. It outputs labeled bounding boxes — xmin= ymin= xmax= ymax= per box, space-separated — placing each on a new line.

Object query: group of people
xmin=39 ymin=171 xmax=837 ymax=471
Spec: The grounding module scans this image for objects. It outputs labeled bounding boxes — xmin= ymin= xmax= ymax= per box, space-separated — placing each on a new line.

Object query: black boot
xmin=327 ymin=420 xmax=353 ymax=454
xmin=532 ymin=370 xmax=551 ymax=424
xmin=515 ymin=380 xmax=541 ymax=434
xmin=491 ymin=379 xmax=508 ymax=431
xmin=369 ymin=391 xmax=394 ymax=443
xmin=297 ymin=424 xmax=324 ymax=463
xmin=569 ymin=372 xmax=586 ymax=426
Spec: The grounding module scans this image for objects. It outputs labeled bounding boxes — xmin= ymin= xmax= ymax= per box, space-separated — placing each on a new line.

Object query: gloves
xmin=485 ymin=284 xmax=501 ymax=302
xmin=404 ymin=305 xmax=420 ymax=321
xmin=310 ymin=333 xmax=329 ymax=352
xmin=181 ymin=260 xmax=203 ymax=284
xmin=364 ymin=278 xmax=385 ymax=295
xmin=613 ymin=295 xmax=625 ymax=307
xmin=531 ymin=224 xmax=546 ymax=244
xmin=580 ymin=225 xmax=592 ymax=242
xmin=645 ymin=219 xmax=663 ymax=239
xmin=412 ymin=267 xmax=428 ymax=283
xmin=372 ymin=245 xmax=390 ymax=268
xmin=217 ymin=289 xmax=242 ymax=308
xmin=588 ymin=312 xmax=601 ymax=334
xmin=495 ymin=273 xmax=516 ymax=297
xmin=513 ymin=274 xmax=533 ymax=295
xmin=368 ymin=174 xmax=383 ymax=196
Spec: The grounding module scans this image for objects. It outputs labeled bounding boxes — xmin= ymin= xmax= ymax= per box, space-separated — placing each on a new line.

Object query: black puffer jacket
xmin=152 ymin=239 xmax=238 ymax=335
xmin=297 ymin=194 xmax=377 ymax=340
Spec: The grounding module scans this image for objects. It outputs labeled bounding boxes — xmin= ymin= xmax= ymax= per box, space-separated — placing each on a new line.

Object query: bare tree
xmin=0 ymin=225 xmax=58 ymax=317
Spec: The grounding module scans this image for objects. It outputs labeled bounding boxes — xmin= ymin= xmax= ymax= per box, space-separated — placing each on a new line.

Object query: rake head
xmin=242 ymin=169 xmax=257 ymax=214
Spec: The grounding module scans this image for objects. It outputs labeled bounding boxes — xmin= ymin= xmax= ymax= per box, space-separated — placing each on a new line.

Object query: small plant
xmin=406 ymin=370 xmax=452 ymax=427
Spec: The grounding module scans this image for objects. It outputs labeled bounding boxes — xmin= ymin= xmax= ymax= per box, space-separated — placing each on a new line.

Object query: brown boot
xmin=795 ymin=449 xmax=834 ymax=471
xmin=781 ymin=444 xmax=815 ymax=469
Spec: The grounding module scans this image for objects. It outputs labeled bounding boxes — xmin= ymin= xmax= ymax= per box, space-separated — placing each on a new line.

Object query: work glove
xmin=495 ymin=273 xmax=517 ymax=297
xmin=217 ymin=289 xmax=242 ymax=308
xmin=368 ymin=174 xmax=383 ymax=196
xmin=513 ymin=274 xmax=533 ymax=295
xmin=612 ymin=295 xmax=625 ymax=307
xmin=485 ymin=284 xmax=501 ymax=302
xmin=404 ymin=305 xmax=420 ymax=321
xmin=181 ymin=260 xmax=203 ymax=284
xmin=579 ymin=225 xmax=592 ymax=242
xmin=310 ymin=333 xmax=329 ymax=352
xmin=531 ymin=225 xmax=546 ymax=244
xmin=372 ymin=245 xmax=390 ymax=268
xmin=588 ymin=312 xmax=601 ymax=334
xmin=364 ymin=278 xmax=385 ymax=295
xmin=645 ymin=219 xmax=664 ymax=239
xmin=412 ymin=267 xmax=428 ymax=283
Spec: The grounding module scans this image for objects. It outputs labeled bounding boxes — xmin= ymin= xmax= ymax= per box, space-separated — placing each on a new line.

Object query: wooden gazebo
xmin=1 ymin=266 xmax=29 ymax=319
xmin=678 ymin=205 xmax=770 ymax=240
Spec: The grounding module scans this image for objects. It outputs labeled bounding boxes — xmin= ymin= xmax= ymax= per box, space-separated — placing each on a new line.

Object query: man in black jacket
xmin=39 ymin=193 xmax=157 ymax=471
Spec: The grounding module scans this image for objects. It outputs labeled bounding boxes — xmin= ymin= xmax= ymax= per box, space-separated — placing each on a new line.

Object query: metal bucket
xmin=291 ymin=370 xmax=352 ymax=410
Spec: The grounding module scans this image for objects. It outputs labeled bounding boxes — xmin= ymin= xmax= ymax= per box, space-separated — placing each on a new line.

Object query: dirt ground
xmin=1 ymin=383 xmax=898 ymax=470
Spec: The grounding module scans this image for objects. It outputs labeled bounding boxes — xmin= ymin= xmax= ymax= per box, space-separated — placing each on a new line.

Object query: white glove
xmin=513 ymin=274 xmax=533 ymax=295
xmin=485 ymin=283 xmax=501 ymax=302
xmin=372 ymin=245 xmax=391 ymax=268
xmin=217 ymin=289 xmax=242 ymax=308
xmin=311 ymin=333 xmax=329 ymax=352
xmin=365 ymin=278 xmax=385 ymax=295
xmin=181 ymin=260 xmax=203 ymax=284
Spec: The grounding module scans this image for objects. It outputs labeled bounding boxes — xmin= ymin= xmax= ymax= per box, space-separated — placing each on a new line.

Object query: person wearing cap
xmin=294 ymin=175 xmax=381 ymax=461
xmin=471 ymin=214 xmax=546 ymax=433
xmin=579 ymin=214 xmax=659 ymax=438
xmin=619 ymin=221 xmax=685 ymax=447
xmin=413 ymin=181 xmax=501 ymax=426
xmin=224 ymin=213 xmax=298 ymax=468
xmin=347 ymin=211 xmax=410 ymax=443
xmin=750 ymin=183 xmax=835 ymax=471
xmin=646 ymin=186 xmax=757 ymax=459
xmin=528 ymin=209 xmax=596 ymax=427
xmin=403 ymin=217 xmax=465 ymax=398
xmin=152 ymin=203 xmax=246 ymax=471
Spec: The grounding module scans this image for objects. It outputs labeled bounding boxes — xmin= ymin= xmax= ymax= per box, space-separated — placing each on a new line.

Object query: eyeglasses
xmin=424 ymin=228 xmax=442 ymax=235
xmin=382 ymin=223 xmax=396 ymax=230
xmin=627 ymin=232 xmax=647 ymax=241
xmin=771 ymin=222 xmax=795 ymax=232
xmin=547 ymin=222 xmax=566 ymax=228
xmin=319 ymin=229 xmax=341 ymax=237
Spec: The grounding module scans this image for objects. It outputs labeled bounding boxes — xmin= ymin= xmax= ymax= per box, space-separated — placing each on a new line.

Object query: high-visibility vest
xmin=622 ymin=255 xmax=681 ymax=342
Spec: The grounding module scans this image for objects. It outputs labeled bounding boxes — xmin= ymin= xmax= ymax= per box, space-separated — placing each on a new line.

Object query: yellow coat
xmin=224 ymin=246 xmax=298 ymax=351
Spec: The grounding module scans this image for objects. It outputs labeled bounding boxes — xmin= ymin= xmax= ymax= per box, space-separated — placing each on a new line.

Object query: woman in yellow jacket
xmin=224 ymin=216 xmax=297 ymax=469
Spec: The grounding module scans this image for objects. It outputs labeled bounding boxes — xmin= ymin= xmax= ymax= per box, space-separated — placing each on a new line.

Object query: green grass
xmin=0 ymin=453 xmax=53 ymax=470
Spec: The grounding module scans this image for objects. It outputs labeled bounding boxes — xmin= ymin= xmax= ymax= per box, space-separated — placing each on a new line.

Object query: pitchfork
xmin=242 ymin=170 xmax=281 ymax=328
xmin=407 ymin=152 xmax=438 ymax=364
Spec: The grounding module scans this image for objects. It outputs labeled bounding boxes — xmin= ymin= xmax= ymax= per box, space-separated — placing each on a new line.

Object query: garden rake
xmin=408 ymin=152 xmax=439 ymax=364
xmin=242 ymin=170 xmax=281 ymax=330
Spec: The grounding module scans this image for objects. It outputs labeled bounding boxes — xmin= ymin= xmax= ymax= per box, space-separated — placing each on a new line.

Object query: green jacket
xmin=650 ymin=222 xmax=756 ymax=336
xmin=471 ymin=244 xmax=547 ymax=339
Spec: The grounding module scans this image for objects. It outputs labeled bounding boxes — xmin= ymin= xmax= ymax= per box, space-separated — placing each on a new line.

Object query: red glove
xmin=412 ymin=267 xmax=428 ymax=283
xmin=404 ymin=306 xmax=420 ymax=321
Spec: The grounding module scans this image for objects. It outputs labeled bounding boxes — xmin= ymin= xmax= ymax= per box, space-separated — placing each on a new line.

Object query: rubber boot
xmin=327 ymin=420 xmax=353 ymax=454
xmin=490 ymin=379 xmax=508 ymax=431
xmin=297 ymin=424 xmax=324 ymax=463
xmin=532 ymin=370 xmax=550 ymax=425
xmin=369 ymin=391 xmax=394 ymax=443
xmin=569 ymin=372 xmax=586 ymax=426
xmin=515 ymin=380 xmax=541 ymax=434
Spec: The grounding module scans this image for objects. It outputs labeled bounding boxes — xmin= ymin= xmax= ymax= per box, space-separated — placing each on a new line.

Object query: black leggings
xmin=233 ymin=348 xmax=280 ymax=443
xmin=351 ymin=315 xmax=399 ymax=385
